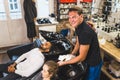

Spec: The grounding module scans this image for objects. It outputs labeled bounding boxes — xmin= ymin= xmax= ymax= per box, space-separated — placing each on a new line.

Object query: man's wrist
xmin=71 ymin=52 xmax=75 ymax=55
xmin=64 ymin=61 xmax=68 ymax=65
xmin=13 ymin=62 xmax=17 ymax=66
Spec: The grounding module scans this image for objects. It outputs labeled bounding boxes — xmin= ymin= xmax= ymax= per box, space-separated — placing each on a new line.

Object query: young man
xmin=0 ymin=42 xmax=51 ymax=80
xmin=58 ymin=6 xmax=103 ymax=80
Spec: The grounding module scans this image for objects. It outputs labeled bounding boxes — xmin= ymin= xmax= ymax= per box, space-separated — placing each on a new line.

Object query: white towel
xmin=58 ymin=54 xmax=75 ymax=61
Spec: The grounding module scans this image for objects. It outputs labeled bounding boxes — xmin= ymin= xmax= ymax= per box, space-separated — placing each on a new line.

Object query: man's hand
xmin=8 ymin=63 xmax=17 ymax=73
xmin=57 ymin=61 xmax=66 ymax=66
xmin=8 ymin=66 xmax=15 ymax=72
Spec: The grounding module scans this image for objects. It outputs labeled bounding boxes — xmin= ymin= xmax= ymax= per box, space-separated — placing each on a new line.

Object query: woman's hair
xmin=44 ymin=60 xmax=58 ymax=78
xmin=68 ymin=6 xmax=83 ymax=15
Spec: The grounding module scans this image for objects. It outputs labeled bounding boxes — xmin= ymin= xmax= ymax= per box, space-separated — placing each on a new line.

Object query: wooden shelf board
xmin=102 ymin=65 xmax=120 ymax=80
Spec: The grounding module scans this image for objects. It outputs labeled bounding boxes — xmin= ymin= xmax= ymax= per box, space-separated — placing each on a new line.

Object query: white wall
xmin=36 ymin=0 xmax=54 ymax=18
xmin=0 ymin=0 xmax=55 ymax=47
xmin=0 ymin=0 xmax=29 ymax=47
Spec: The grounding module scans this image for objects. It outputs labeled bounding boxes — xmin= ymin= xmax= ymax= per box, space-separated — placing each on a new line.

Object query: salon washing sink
xmin=39 ymin=30 xmax=72 ymax=60
xmin=39 ymin=30 xmax=65 ymax=41
xmin=7 ymin=30 xmax=73 ymax=61
xmin=57 ymin=62 xmax=87 ymax=80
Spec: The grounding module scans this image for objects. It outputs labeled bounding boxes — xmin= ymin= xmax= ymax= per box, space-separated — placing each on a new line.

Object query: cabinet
xmin=79 ymin=1 xmax=92 ymax=20
xmin=57 ymin=0 xmax=77 ymax=21
xmin=56 ymin=0 xmax=93 ymax=21
xmin=35 ymin=23 xmax=57 ymax=43
xmin=100 ymin=41 xmax=120 ymax=80
xmin=38 ymin=24 xmax=56 ymax=32
xmin=35 ymin=22 xmax=57 ymax=37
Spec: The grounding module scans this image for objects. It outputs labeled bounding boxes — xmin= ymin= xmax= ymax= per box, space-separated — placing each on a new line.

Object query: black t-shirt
xmin=75 ymin=21 xmax=102 ymax=66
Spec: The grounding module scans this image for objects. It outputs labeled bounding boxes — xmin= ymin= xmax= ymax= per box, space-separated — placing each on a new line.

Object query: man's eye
xmin=73 ymin=16 xmax=75 ymax=18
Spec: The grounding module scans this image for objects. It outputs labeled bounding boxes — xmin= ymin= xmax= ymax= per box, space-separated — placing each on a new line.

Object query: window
xmin=0 ymin=0 xmax=6 ymax=20
xmin=8 ymin=0 xmax=22 ymax=19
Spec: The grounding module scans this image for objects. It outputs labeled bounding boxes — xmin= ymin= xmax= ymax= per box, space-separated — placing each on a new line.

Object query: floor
xmin=0 ymin=49 xmax=10 ymax=64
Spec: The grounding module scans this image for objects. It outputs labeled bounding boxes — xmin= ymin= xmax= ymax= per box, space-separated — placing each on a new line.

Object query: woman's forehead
xmin=43 ymin=64 xmax=49 ymax=70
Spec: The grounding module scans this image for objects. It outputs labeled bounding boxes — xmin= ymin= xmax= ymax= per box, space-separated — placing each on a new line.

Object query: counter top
xmin=100 ymin=41 xmax=120 ymax=62
xmin=35 ymin=21 xmax=58 ymax=26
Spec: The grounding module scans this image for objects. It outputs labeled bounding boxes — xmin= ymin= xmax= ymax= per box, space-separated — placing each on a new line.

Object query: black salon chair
xmin=7 ymin=42 xmax=34 ymax=61
xmin=7 ymin=38 xmax=72 ymax=61
xmin=6 ymin=39 xmax=72 ymax=80
xmin=7 ymin=42 xmax=86 ymax=80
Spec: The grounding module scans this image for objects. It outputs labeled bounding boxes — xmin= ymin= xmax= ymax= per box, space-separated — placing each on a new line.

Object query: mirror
xmin=36 ymin=0 xmax=49 ymax=18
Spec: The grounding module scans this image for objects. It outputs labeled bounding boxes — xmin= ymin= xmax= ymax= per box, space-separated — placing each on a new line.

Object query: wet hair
xmin=44 ymin=60 xmax=58 ymax=79
xmin=68 ymin=6 xmax=83 ymax=15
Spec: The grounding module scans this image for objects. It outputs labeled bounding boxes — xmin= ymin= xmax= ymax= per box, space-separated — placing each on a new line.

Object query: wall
xmin=0 ymin=0 xmax=29 ymax=47
xmin=0 ymin=0 xmax=56 ymax=47
xmin=36 ymin=0 xmax=54 ymax=18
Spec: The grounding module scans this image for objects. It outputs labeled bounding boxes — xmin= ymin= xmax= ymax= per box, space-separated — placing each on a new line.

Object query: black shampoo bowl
xmin=58 ymin=62 xmax=87 ymax=80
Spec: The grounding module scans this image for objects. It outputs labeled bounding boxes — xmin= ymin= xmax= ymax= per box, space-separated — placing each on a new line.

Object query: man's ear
xmin=45 ymin=49 xmax=50 ymax=52
xmin=80 ymin=14 xmax=83 ymax=18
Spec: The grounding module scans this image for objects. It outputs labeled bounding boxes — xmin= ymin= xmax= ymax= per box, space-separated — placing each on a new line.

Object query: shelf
xmin=60 ymin=0 xmax=77 ymax=3
xmin=80 ymin=0 xmax=92 ymax=3
xmin=99 ymin=39 xmax=120 ymax=80
xmin=100 ymin=41 xmax=120 ymax=62
xmin=59 ymin=13 xmax=68 ymax=15
xmin=57 ymin=0 xmax=77 ymax=21
xmin=102 ymin=65 xmax=120 ymax=80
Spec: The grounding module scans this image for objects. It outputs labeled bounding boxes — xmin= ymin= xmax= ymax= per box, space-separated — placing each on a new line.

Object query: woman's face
xmin=41 ymin=64 xmax=52 ymax=79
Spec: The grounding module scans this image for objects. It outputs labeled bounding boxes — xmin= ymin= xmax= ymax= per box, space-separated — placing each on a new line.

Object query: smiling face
xmin=68 ymin=11 xmax=83 ymax=28
xmin=68 ymin=6 xmax=83 ymax=28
